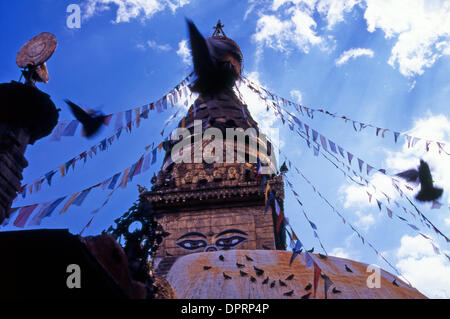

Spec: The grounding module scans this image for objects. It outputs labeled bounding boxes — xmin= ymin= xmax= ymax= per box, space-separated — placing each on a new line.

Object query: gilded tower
xmin=143 ymin=21 xmax=285 ymax=265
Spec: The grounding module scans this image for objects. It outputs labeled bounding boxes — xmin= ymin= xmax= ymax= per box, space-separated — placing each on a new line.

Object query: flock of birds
xmin=200 ymin=253 xmax=343 ymax=298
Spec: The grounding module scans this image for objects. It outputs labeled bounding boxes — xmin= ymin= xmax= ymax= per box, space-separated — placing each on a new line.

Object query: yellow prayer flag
xmin=120 ymin=168 xmax=131 ymax=189
xmin=59 ymin=192 xmax=79 ymax=215
xmin=264 ymin=183 xmax=271 ymax=205
xmin=59 ymin=165 xmax=66 ymax=177
xmin=134 ymin=107 xmax=141 ymax=128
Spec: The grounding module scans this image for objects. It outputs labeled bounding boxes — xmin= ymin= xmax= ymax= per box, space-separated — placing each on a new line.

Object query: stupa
xmin=142 ymin=21 xmax=426 ymax=299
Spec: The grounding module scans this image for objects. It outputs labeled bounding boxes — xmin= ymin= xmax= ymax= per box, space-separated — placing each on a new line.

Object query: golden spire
xmin=212 ymin=19 xmax=226 ymax=38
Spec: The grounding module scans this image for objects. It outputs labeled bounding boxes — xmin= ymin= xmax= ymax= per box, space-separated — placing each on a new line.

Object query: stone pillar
xmin=0 ymin=125 xmax=29 ymax=222
xmin=0 ymin=81 xmax=59 ymax=224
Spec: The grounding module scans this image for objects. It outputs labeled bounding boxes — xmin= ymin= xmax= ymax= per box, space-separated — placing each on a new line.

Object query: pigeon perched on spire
xmin=186 ymin=19 xmax=242 ymax=94
xmin=396 ymin=159 xmax=443 ymax=202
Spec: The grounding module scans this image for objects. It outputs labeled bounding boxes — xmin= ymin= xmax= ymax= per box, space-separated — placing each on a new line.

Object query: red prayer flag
xmin=276 ymin=210 xmax=285 ymax=233
xmin=313 ymin=262 xmax=321 ymax=298
xmin=13 ymin=204 xmax=38 ymax=228
xmin=103 ymin=114 xmax=113 ymax=126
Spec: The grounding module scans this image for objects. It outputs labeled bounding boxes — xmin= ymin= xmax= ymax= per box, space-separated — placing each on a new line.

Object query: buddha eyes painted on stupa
xmin=176 ymin=229 xmax=248 ymax=252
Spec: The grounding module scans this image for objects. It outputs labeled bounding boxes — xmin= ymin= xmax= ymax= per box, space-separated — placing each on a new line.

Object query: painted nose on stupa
xmin=205 ymin=246 xmax=218 ymax=252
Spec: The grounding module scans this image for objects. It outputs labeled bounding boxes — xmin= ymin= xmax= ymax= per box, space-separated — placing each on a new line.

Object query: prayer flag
xmin=108 ymin=173 xmax=121 ymax=189
xmin=305 ymin=252 xmax=314 ymax=269
xmin=313 ymin=262 xmax=321 ymax=298
xmin=28 ymin=202 xmax=51 ymax=226
xmin=120 ymin=168 xmax=131 ymax=189
xmin=151 ymin=148 xmax=157 ymax=165
xmin=59 ymin=192 xmax=80 ymax=215
xmin=114 ymin=112 xmax=124 ymax=131
xmin=73 ymin=189 xmax=91 ymax=206
xmin=319 ymin=135 xmax=328 ymax=151
xmin=62 ymin=120 xmax=79 ymax=136
xmin=13 ymin=204 xmax=38 ymax=228
xmin=323 ymin=274 xmax=333 ymax=299
xmin=329 ymin=140 xmax=337 ymax=153
xmin=289 ymin=239 xmax=303 ymax=266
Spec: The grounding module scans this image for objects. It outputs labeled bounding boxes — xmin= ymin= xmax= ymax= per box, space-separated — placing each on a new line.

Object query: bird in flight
xmin=395 ymin=159 xmax=443 ymax=202
xmin=64 ymin=100 xmax=106 ymax=138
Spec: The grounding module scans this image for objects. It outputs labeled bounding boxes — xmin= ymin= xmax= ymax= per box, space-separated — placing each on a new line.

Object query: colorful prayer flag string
xmin=49 ymin=74 xmax=194 ymax=141
xmin=242 ymin=76 xmax=450 ymax=157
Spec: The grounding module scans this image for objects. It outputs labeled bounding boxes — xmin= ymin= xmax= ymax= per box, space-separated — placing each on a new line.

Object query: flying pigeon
xmin=64 ymin=100 xmax=106 ymax=138
xmin=285 ymin=274 xmax=294 ymax=281
xmin=304 ymin=283 xmax=312 ymax=291
xmin=223 ymin=272 xmax=232 ymax=280
xmin=395 ymin=160 xmax=443 ymax=202
xmin=262 ymin=277 xmax=269 ymax=285
xmin=318 ymin=253 xmax=327 ymax=259
xmin=240 ymin=270 xmax=248 ymax=277
xmin=203 ymin=266 xmax=212 ymax=270
xmin=236 ymin=262 xmax=245 ymax=268
xmin=254 ymin=266 xmax=264 ymax=276
xmin=392 ymin=279 xmax=399 ymax=287
xmin=307 ymin=248 xmax=314 ymax=253
xmin=219 ymin=255 xmax=224 ymax=261
xmin=283 ymin=290 xmax=294 ymax=297
xmin=250 ymin=276 xmax=257 ymax=283
xmin=344 ymin=265 xmax=353 ymax=273
xmin=186 ymin=19 xmax=242 ymax=94
xmin=270 ymin=281 xmax=276 ymax=288
xmin=301 ymin=292 xmax=311 ymax=299
xmin=332 ymin=287 xmax=341 ymax=294
xmin=279 ymin=280 xmax=287 ymax=287
xmin=245 ymin=255 xmax=254 ymax=262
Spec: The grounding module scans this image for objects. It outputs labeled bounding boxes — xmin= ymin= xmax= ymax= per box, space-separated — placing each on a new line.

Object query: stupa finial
xmin=212 ymin=19 xmax=226 ymax=38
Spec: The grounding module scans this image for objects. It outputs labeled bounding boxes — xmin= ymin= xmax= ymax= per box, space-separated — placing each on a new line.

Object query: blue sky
xmin=1 ymin=0 xmax=449 ymax=298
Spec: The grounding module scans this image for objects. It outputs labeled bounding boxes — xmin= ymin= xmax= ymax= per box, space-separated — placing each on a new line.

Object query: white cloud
xmin=138 ymin=40 xmax=171 ymax=51
xmin=354 ymin=210 xmax=376 ymax=231
xmin=237 ymin=72 xmax=284 ymax=151
xmin=252 ymin=2 xmax=323 ymax=59
xmin=290 ymin=89 xmax=303 ymax=103
xmin=251 ymin=0 xmax=361 ymax=58
xmin=136 ymin=43 xmax=146 ymax=50
xmin=316 ymin=0 xmax=361 ymax=29
xmin=83 ymin=0 xmax=189 ymax=23
xmin=395 ymin=234 xmax=450 ymax=298
xmin=252 ymin=0 xmax=450 ymax=77
xmin=176 ymin=39 xmax=192 ymax=66
xmin=339 ymin=173 xmax=398 ymax=209
xmin=335 ymin=48 xmax=374 ymax=66
xmin=331 ymin=247 xmax=351 ymax=258
xmin=363 ymin=0 xmax=450 ymax=77
xmin=147 ymin=40 xmax=171 ymax=51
